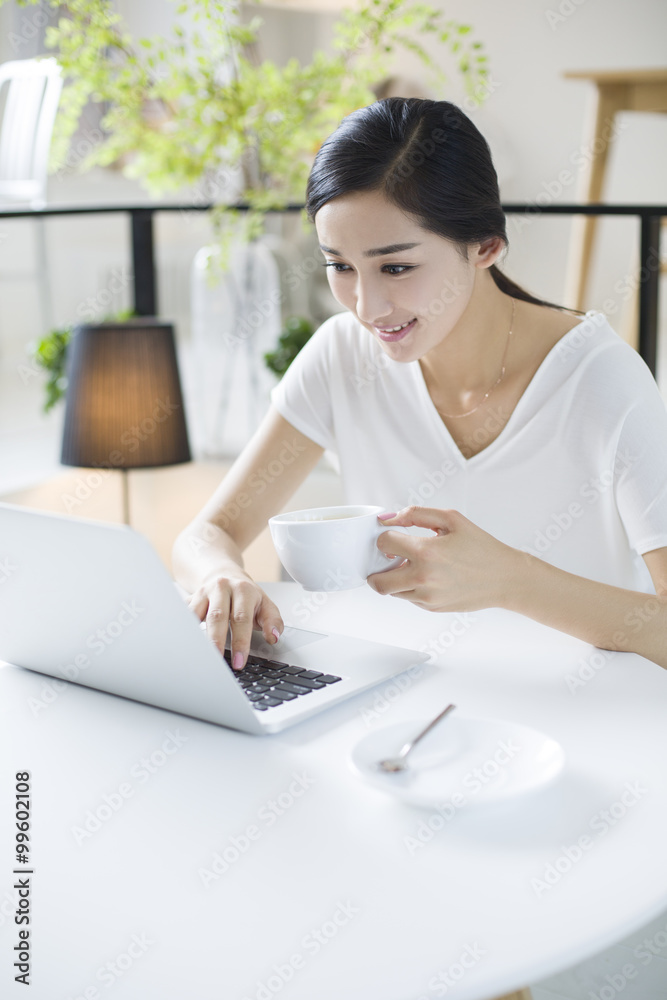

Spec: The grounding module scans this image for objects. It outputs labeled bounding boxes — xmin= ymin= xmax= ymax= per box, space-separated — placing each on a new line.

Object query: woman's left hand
xmin=367 ymin=506 xmax=521 ymax=612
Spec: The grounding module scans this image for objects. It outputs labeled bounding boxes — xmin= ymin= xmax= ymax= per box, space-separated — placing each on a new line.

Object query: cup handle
xmin=369 ymin=523 xmax=409 ymax=576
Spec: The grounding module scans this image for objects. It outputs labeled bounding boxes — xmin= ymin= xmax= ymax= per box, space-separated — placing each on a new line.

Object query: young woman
xmin=173 ymin=98 xmax=667 ymax=671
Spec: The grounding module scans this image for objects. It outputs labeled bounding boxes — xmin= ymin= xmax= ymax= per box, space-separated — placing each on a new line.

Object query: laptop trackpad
xmin=250 ymin=626 xmax=327 ymax=656
xmin=199 ymin=621 xmax=328 ymax=656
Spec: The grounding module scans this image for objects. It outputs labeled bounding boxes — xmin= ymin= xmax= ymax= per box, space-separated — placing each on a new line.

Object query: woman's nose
xmin=354 ymin=278 xmax=393 ymax=327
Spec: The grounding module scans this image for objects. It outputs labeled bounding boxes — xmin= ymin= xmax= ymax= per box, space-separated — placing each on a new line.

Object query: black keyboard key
xmin=271 ymin=682 xmax=309 ymax=696
xmin=281 ymin=665 xmax=306 ymax=675
xmin=273 ymin=690 xmax=297 ymax=701
xmin=299 ymin=670 xmax=324 ymax=679
xmin=265 ymin=659 xmax=289 ymax=669
xmin=287 ymin=677 xmax=325 ymax=690
xmin=251 ymin=674 xmax=281 ymax=686
xmin=260 ymin=696 xmax=283 ymax=707
xmin=318 ymin=674 xmax=342 ymax=684
xmin=250 ymin=683 xmax=270 ymax=693
xmin=253 ymin=703 xmax=269 ymax=711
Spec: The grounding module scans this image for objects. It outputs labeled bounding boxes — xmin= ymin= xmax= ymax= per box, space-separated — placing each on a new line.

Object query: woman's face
xmin=314 ymin=188 xmax=482 ymax=363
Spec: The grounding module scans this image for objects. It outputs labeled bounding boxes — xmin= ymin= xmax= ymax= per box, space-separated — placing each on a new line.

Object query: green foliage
xmin=264 ymin=316 xmax=315 ymax=377
xmin=30 ymin=326 xmax=71 ymax=412
xmin=3 ymin=0 xmax=490 ymax=250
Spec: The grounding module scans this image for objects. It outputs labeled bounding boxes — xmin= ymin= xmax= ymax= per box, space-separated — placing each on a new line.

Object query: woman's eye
xmin=322 ymin=262 xmax=351 ymax=273
xmin=383 ymin=264 xmax=412 ymax=275
xmin=322 ymin=262 xmax=413 ymax=275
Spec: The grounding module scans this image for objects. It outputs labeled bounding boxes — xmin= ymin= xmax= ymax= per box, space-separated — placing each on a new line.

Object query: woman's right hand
xmin=187 ymin=573 xmax=284 ymax=671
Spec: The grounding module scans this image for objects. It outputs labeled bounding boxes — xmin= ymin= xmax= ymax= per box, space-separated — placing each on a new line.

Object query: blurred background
xmin=0 ymin=0 xmax=665 ymax=570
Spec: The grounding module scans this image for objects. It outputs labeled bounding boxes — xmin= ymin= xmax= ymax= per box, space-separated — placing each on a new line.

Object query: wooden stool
xmin=562 ymin=68 xmax=667 ymax=319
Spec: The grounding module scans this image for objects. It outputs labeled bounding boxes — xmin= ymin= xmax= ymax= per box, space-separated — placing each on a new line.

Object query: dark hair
xmin=306 ymin=97 xmax=580 ymax=314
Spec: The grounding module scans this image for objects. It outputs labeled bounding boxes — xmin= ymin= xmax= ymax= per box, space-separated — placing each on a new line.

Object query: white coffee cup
xmin=268 ymin=504 xmax=406 ymax=592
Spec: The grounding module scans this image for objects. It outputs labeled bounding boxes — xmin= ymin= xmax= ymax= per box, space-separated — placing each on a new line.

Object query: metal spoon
xmin=376 ymin=704 xmax=457 ymax=773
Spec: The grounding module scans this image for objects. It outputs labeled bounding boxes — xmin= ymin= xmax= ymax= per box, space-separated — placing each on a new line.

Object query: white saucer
xmin=350 ymin=715 xmax=565 ymax=807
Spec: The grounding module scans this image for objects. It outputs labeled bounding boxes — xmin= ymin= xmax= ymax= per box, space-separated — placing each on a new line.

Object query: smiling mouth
xmin=373 ymin=318 xmax=417 ymax=341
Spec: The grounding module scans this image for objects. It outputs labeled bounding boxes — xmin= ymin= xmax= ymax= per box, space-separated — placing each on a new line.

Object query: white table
xmin=2 ymin=581 xmax=667 ymax=1000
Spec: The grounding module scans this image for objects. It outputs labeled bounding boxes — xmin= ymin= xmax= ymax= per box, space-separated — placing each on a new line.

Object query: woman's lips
xmin=374 ymin=318 xmax=417 ymax=342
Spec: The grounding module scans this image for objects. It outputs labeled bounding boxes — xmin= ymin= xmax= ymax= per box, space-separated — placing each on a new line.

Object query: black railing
xmin=0 ymin=201 xmax=664 ymax=374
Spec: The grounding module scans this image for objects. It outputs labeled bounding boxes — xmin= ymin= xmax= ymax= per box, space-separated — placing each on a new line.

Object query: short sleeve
xmin=614 ymin=366 xmax=667 ymax=557
xmin=270 ymin=314 xmax=338 ymax=451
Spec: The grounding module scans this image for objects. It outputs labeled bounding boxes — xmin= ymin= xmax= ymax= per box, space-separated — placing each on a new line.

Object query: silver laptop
xmin=0 ymin=503 xmax=428 ymax=734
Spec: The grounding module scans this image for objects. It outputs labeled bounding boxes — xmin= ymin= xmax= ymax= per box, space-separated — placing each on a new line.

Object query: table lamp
xmin=60 ymin=318 xmax=191 ymax=524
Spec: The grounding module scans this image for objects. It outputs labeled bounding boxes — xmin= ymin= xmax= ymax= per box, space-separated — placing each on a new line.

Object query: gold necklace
xmin=436 ymin=297 xmax=516 ymax=419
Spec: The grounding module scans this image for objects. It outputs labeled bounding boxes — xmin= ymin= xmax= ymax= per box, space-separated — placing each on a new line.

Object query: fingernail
xmin=272 ymin=628 xmax=281 ymax=642
xmin=233 ymin=652 xmax=244 ymax=671
xmin=378 ymin=512 xmax=397 ymax=519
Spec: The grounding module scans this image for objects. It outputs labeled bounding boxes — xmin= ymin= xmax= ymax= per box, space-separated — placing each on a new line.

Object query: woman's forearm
xmin=505 ymin=551 xmax=667 ymax=669
xmin=172 ymin=519 xmax=251 ymax=595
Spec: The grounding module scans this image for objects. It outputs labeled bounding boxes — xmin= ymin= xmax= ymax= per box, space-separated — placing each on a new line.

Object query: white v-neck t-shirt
xmin=270 ymin=309 xmax=667 ymax=594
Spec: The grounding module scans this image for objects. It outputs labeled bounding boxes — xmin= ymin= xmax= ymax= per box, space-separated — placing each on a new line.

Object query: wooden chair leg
xmin=492 ymin=989 xmax=533 ymax=1000
xmin=563 ymin=85 xmax=623 ymax=310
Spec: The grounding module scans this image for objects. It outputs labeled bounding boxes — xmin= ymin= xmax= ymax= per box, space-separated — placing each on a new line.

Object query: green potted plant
xmin=264 ymin=315 xmax=315 ymax=376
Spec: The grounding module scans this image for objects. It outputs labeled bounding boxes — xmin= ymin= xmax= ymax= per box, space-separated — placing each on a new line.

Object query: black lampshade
xmin=61 ymin=319 xmax=191 ymax=469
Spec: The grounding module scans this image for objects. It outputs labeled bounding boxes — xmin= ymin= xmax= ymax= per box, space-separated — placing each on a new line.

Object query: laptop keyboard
xmin=225 ymin=649 xmax=342 ymax=711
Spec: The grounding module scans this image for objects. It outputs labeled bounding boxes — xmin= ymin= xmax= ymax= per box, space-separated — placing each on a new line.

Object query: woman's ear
xmin=473 ymin=237 xmax=506 ymax=269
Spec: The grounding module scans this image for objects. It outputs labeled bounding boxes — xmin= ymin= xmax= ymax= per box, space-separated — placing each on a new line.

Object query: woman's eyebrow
xmin=319 ymin=242 xmax=421 ymax=258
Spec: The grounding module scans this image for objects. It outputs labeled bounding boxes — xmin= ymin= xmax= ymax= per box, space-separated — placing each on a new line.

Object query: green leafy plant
xmin=264 ymin=315 xmax=315 ymax=376
xmin=31 ymin=326 xmax=71 ymax=412
xmin=6 ymin=0 xmax=489 ymax=257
